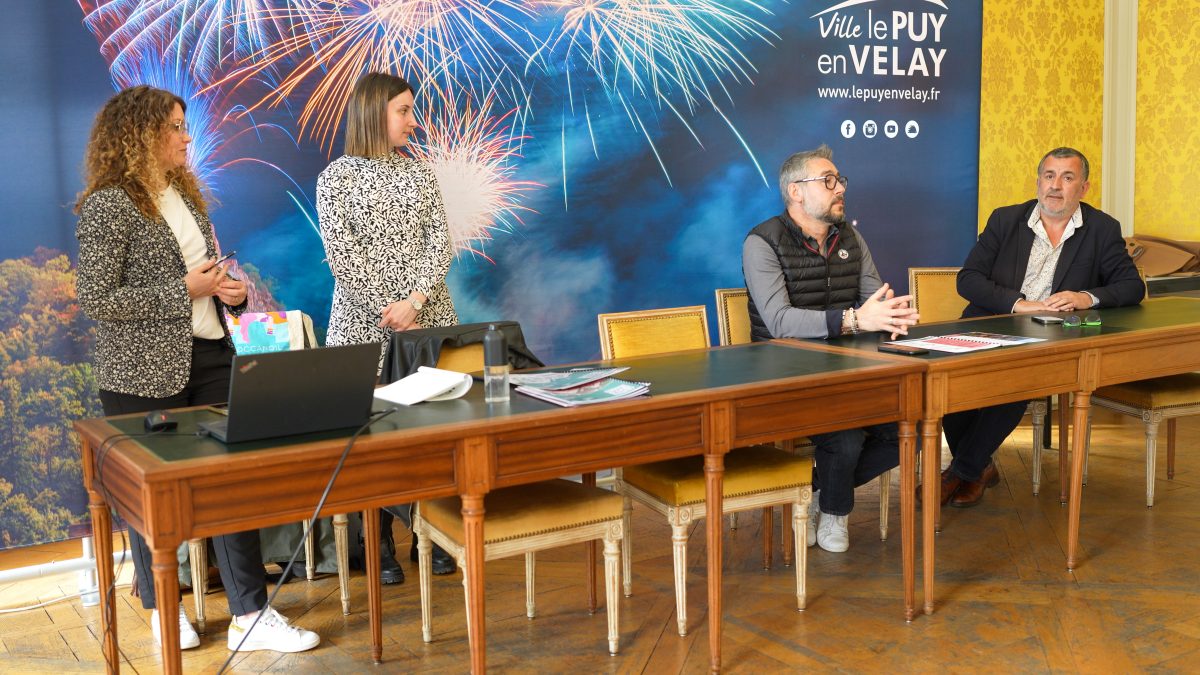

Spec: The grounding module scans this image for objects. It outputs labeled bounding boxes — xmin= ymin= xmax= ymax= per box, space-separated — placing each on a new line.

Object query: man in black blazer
xmin=934 ymin=147 xmax=1144 ymax=508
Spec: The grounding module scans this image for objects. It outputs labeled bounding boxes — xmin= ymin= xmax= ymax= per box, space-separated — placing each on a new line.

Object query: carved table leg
xmin=921 ymin=418 xmax=940 ymax=616
xmin=152 ymin=545 xmax=182 ymax=674
xmin=364 ymin=509 xmax=382 ymax=663
xmin=704 ymin=450 xmax=725 ymax=674
xmin=462 ymin=494 xmax=487 ymax=673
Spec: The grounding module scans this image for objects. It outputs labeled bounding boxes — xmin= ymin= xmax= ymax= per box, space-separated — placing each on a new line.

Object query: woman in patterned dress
xmin=315 ymin=72 xmax=458 ymax=583
xmin=75 ymin=86 xmax=319 ymax=653
xmin=316 ymin=72 xmax=457 ymax=352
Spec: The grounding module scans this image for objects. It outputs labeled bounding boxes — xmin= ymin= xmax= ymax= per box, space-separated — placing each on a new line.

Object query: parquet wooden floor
xmin=3 ymin=408 xmax=1199 ymax=673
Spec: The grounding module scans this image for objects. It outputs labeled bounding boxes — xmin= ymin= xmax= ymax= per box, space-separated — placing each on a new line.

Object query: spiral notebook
xmin=886 ymin=331 xmax=1044 ymax=354
xmin=508 ymin=366 xmax=629 ymax=390
xmin=516 ymin=377 xmax=650 ymax=407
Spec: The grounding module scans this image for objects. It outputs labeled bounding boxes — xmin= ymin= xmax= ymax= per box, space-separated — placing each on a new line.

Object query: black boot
xmin=410 ymin=533 xmax=457 ymax=575
xmin=379 ymin=509 xmax=405 ymax=585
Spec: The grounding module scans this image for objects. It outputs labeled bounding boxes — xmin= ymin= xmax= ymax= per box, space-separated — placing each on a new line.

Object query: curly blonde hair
xmin=74 ymin=85 xmax=208 ymax=219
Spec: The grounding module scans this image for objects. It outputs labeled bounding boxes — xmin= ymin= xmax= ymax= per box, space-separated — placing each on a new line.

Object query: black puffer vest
xmin=746 ymin=214 xmax=862 ymax=342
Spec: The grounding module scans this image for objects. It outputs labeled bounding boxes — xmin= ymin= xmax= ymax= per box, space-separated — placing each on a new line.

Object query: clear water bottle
xmin=483 ymin=324 xmax=510 ymax=403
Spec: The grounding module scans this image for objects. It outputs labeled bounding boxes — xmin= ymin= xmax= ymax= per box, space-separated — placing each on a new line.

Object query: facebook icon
xmin=841 ymin=120 xmax=856 ymax=138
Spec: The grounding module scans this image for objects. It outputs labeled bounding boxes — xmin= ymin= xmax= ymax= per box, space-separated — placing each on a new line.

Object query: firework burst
xmin=407 ymin=89 xmax=539 ymax=258
xmin=81 ymin=0 xmax=285 ymax=79
xmin=109 ymin=48 xmax=321 ymax=244
xmin=537 ymin=0 xmax=775 ymax=110
xmin=211 ymin=0 xmax=540 ymax=153
xmin=108 ymin=49 xmax=227 ymax=186
xmin=530 ymin=0 xmax=775 ymax=189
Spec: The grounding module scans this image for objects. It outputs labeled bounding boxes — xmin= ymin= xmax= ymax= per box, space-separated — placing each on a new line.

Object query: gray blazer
xmin=76 ymin=186 xmax=246 ymax=397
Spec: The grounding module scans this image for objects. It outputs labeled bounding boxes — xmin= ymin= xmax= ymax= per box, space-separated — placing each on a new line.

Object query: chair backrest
xmin=597 ymin=306 xmax=710 ymax=360
xmin=436 ymin=343 xmax=485 ymax=372
xmin=714 ymin=288 xmax=752 ymax=346
xmin=908 ymin=267 xmax=967 ymax=323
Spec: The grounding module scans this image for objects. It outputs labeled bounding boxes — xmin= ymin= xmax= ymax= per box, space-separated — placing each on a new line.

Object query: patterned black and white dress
xmin=316 ymin=152 xmax=458 ymax=351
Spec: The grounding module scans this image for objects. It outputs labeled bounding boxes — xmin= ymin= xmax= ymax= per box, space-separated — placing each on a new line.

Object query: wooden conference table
xmin=810 ymin=296 xmax=1200 ymax=615
xmin=77 ymin=341 xmax=924 ymax=674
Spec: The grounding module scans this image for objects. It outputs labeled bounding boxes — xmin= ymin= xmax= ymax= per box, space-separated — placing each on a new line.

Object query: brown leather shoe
xmin=949 ymin=461 xmax=1000 ymax=508
xmin=917 ymin=468 xmax=962 ymax=507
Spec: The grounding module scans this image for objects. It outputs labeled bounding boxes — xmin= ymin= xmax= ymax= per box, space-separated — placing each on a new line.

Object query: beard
xmin=806 ymin=198 xmax=846 ymax=226
xmin=1038 ymin=197 xmax=1069 ymax=219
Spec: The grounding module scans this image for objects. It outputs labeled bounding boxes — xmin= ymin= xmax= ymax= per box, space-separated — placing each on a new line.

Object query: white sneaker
xmin=817 ymin=513 xmax=849 ymax=553
xmin=806 ymin=491 xmax=819 ymax=547
xmin=227 ymin=606 xmax=320 ymax=653
xmin=150 ymin=602 xmax=200 ymax=650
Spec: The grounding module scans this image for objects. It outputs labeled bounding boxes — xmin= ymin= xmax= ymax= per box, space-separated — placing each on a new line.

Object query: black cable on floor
xmin=217 ymin=408 xmax=394 ymax=674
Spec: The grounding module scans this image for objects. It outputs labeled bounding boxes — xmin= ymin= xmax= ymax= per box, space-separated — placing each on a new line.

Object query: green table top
xmin=827 ymin=296 xmax=1200 ymax=361
xmin=102 ymin=341 xmax=910 ymax=464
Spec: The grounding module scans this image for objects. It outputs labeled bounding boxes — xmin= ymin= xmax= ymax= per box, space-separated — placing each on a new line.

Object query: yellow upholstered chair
xmin=435 ymin=342 xmax=484 ymax=373
xmin=598 ymin=305 xmax=813 ymax=636
xmin=597 ymin=305 xmax=711 ymax=359
xmin=413 ymin=346 xmax=623 ymax=654
xmin=1084 ymin=268 xmax=1192 ymax=507
xmin=907 ymin=268 xmax=1063 ymax=496
xmin=907 ymin=267 xmax=967 ymax=323
xmin=414 ymin=480 xmax=624 ymax=654
xmin=1085 ymin=376 xmax=1200 ymax=506
xmin=1027 ymin=268 xmax=1149 ymax=499
xmin=188 ymin=311 xmax=352 ymax=632
xmin=715 ymin=288 xmax=894 ymax=541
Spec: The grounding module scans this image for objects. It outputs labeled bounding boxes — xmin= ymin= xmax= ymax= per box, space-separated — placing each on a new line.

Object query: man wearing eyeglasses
xmin=936 ymin=147 xmax=1144 ymax=508
xmin=742 ymin=143 xmax=918 ymax=553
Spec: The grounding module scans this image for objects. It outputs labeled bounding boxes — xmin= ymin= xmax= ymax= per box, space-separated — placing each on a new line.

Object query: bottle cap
xmin=483 ymin=323 xmax=507 ymax=367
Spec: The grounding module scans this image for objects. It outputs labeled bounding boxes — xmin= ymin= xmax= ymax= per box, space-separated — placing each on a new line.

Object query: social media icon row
xmin=841 ymin=120 xmax=919 ymax=139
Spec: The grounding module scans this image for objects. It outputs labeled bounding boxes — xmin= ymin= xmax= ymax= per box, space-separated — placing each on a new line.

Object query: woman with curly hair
xmin=75 ymin=85 xmax=319 ymax=654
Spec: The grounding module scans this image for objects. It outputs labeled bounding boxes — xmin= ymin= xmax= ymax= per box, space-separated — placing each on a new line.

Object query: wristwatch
xmin=408 ymin=296 xmax=424 ymax=311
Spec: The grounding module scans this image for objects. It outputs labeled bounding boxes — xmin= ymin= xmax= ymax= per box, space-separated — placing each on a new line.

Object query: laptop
xmin=199 ymin=342 xmax=381 ymax=443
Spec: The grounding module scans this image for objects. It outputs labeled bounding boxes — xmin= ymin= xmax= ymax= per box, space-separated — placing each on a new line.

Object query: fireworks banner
xmin=0 ymin=0 xmax=978 ymax=548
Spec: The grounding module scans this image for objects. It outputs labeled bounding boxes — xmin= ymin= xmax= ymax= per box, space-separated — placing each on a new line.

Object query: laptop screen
xmin=202 ymin=342 xmax=381 ymax=443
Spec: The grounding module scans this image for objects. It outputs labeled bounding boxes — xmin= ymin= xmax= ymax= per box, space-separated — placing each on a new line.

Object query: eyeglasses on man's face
xmin=793 ymin=174 xmax=848 ymax=191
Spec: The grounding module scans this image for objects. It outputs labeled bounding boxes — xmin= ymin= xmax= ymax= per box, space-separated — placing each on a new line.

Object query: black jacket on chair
xmin=957 ymin=199 xmax=1145 ymax=318
xmin=379 ymin=321 xmax=544 ymax=384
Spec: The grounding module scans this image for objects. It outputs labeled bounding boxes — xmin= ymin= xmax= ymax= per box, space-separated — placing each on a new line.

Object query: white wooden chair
xmin=414 ymin=480 xmax=625 ymax=654
xmin=413 ymin=344 xmax=624 ymax=653
xmin=907 ymin=268 xmax=1064 ymax=498
xmin=599 ymin=305 xmax=813 ymax=636
xmin=716 ymin=288 xmax=893 ymax=541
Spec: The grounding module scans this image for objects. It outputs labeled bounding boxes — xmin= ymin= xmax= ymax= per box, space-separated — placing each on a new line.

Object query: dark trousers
xmin=99 ymin=338 xmax=267 ymax=615
xmin=943 ymin=400 xmax=1029 ymax=482
xmin=809 ymin=422 xmax=900 ymax=516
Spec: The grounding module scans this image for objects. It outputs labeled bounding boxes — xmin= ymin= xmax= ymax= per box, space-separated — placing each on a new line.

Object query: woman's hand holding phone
xmin=184 ymin=259 xmax=226 ymax=298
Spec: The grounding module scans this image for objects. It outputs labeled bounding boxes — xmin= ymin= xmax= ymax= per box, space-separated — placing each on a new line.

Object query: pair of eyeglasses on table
xmin=1032 ymin=314 xmax=1101 ymax=327
xmin=1064 ymin=313 xmax=1102 ymax=327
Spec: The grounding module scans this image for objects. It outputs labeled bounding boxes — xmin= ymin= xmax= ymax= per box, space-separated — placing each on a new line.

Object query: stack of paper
xmin=508 ymin=367 xmax=629 ymax=390
xmin=889 ymin=331 xmax=1044 ymax=354
xmin=515 ymin=370 xmax=649 ymax=407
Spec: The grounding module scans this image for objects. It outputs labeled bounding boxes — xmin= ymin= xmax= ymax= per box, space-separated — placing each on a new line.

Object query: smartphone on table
xmin=878 ymin=343 xmax=929 ymax=356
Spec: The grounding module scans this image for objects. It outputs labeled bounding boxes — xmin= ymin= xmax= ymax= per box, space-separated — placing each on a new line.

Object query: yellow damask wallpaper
xmin=1136 ymin=2 xmax=1200 ymax=239
xmin=977 ymin=2 xmax=1105 ymax=231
